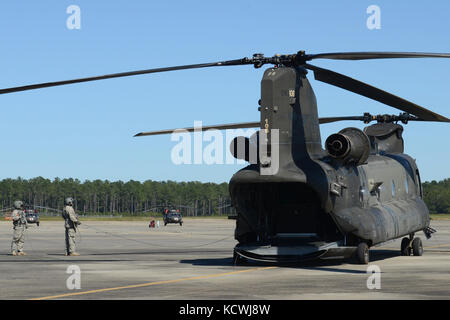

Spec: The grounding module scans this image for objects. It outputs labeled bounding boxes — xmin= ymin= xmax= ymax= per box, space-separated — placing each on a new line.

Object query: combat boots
xmin=17 ymin=251 xmax=27 ymax=256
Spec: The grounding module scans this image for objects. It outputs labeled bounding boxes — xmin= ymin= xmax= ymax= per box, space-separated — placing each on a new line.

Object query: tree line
xmin=0 ymin=177 xmax=449 ymax=216
xmin=0 ymin=177 xmax=233 ymax=216
xmin=422 ymin=179 xmax=450 ymax=214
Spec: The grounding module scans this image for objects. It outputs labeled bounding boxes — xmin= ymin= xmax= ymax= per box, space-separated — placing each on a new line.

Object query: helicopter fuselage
xmin=230 ymin=66 xmax=429 ymax=262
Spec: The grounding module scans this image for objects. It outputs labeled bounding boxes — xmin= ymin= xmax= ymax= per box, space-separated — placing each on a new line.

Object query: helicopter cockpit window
xmin=416 ymin=169 xmax=423 ymax=198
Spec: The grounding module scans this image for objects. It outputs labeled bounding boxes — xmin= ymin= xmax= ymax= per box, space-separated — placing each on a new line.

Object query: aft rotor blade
xmin=306 ymin=52 xmax=450 ymax=61
xmin=0 ymin=59 xmax=248 ymax=95
xmin=135 ymin=116 xmax=391 ymax=137
xmin=134 ymin=121 xmax=260 ymax=137
xmin=305 ymin=64 xmax=450 ymax=122
xmin=318 ymin=116 xmax=366 ymax=124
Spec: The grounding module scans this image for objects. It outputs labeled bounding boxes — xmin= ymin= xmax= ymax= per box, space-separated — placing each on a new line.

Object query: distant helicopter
xmin=2 ymin=51 xmax=449 ymax=264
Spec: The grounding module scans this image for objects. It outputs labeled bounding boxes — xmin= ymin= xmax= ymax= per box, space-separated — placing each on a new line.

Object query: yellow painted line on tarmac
xmin=30 ymin=266 xmax=277 ymax=300
xmin=424 ymin=243 xmax=450 ymax=249
xmin=379 ymin=243 xmax=450 ymax=250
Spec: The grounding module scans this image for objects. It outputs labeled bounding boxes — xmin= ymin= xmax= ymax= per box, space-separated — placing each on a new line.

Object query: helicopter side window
xmin=359 ymin=186 xmax=367 ymax=207
xmin=405 ymin=177 xmax=409 ymax=194
xmin=391 ymin=180 xmax=396 ymax=197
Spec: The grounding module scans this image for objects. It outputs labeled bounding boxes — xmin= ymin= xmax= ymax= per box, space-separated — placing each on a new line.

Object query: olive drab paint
xmin=231 ymin=65 xmax=431 ymax=263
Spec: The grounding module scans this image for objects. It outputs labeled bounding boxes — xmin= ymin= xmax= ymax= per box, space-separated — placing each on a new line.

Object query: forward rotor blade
xmin=134 ymin=121 xmax=260 ymax=137
xmin=306 ymin=52 xmax=450 ymax=61
xmin=305 ymin=64 xmax=450 ymax=122
xmin=0 ymin=59 xmax=248 ymax=95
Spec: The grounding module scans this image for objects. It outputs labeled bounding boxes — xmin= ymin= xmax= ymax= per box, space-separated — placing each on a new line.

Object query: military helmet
xmin=65 ymin=197 xmax=74 ymax=206
xmin=13 ymin=200 xmax=23 ymax=209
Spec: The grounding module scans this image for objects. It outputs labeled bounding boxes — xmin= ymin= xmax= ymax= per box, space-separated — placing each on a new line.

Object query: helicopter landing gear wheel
xmin=412 ymin=237 xmax=423 ymax=256
xmin=400 ymin=237 xmax=411 ymax=256
xmin=356 ymin=242 xmax=369 ymax=264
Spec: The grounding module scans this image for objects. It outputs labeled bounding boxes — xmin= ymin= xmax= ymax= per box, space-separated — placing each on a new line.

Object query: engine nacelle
xmin=325 ymin=127 xmax=370 ymax=166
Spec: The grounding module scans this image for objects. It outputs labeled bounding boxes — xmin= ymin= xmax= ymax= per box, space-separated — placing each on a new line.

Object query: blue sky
xmin=0 ymin=0 xmax=449 ymax=183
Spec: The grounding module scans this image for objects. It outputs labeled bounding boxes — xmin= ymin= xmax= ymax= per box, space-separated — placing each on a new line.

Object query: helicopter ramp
xmin=234 ymin=241 xmax=356 ymax=263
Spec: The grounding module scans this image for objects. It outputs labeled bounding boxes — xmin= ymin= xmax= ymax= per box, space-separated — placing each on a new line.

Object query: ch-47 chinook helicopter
xmin=1 ymin=51 xmax=450 ymax=264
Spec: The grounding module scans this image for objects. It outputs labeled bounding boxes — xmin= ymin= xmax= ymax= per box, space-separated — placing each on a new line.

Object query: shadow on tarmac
xmin=179 ymin=249 xmax=400 ymax=274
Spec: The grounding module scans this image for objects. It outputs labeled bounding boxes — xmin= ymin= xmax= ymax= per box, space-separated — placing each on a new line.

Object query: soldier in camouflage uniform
xmin=62 ymin=197 xmax=81 ymax=256
xmin=11 ymin=200 xmax=27 ymax=256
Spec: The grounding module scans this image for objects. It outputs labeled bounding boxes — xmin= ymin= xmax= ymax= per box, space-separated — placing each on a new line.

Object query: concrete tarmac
xmin=0 ymin=218 xmax=449 ymax=300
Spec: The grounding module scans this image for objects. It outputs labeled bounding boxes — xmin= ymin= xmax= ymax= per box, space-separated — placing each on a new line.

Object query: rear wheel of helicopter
xmin=401 ymin=237 xmax=411 ymax=256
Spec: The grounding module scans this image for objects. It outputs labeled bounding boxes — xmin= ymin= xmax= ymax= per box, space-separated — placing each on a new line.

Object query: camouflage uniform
xmin=62 ymin=204 xmax=80 ymax=255
xmin=11 ymin=208 xmax=27 ymax=255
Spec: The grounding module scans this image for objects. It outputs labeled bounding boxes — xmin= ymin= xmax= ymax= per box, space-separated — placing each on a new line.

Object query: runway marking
xmin=30 ymin=266 xmax=277 ymax=300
